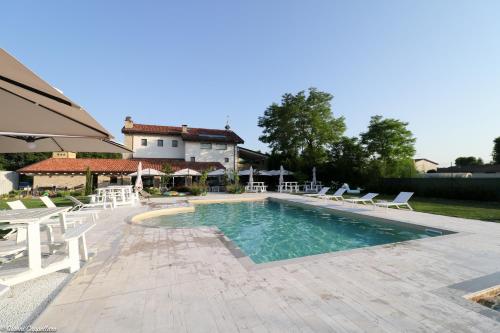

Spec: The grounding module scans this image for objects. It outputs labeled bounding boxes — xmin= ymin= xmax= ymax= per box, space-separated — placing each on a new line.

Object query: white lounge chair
xmin=344 ymin=193 xmax=379 ymax=206
xmin=6 ymin=200 xmax=27 ymax=210
xmin=304 ymin=187 xmax=330 ymax=197
xmin=320 ymin=188 xmax=346 ymax=200
xmin=40 ymin=196 xmax=98 ymax=230
xmin=375 ymin=192 xmax=414 ymax=211
xmin=67 ymin=196 xmax=112 ymax=210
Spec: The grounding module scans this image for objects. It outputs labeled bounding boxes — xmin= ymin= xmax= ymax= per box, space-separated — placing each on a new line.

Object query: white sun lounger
xmin=320 ymin=188 xmax=347 ymax=200
xmin=375 ymin=192 xmax=414 ymax=211
xmin=67 ymin=196 xmax=112 ymax=210
xmin=344 ymin=193 xmax=379 ymax=206
xmin=304 ymin=187 xmax=330 ymax=197
xmin=6 ymin=200 xmax=27 ymax=210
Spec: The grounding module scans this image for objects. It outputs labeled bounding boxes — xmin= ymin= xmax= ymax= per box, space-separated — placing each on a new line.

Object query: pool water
xmin=145 ymin=200 xmax=442 ymax=264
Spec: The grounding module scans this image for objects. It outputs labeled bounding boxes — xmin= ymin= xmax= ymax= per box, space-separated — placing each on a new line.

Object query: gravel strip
xmin=0 ymin=271 xmax=72 ymax=330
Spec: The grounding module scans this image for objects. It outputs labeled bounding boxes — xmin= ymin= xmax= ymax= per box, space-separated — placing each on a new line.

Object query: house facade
xmin=122 ymin=117 xmax=243 ymax=171
xmin=414 ymin=158 xmax=439 ymax=173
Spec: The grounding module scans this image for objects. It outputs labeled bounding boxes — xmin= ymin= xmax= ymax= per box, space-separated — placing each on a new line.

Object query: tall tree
xmin=328 ymin=137 xmax=370 ymax=186
xmin=258 ymin=88 xmax=345 ymax=168
xmin=492 ymin=137 xmax=500 ymax=164
xmin=84 ymin=167 xmax=93 ymax=195
xmin=455 ymin=156 xmax=484 ymax=167
xmin=0 ymin=153 xmax=51 ymax=171
xmin=360 ymin=115 xmax=416 ymax=177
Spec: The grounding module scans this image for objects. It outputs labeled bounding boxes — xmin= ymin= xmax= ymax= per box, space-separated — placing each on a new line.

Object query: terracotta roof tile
xmin=18 ymin=158 xmax=224 ymax=174
xmin=122 ymin=123 xmax=244 ymax=144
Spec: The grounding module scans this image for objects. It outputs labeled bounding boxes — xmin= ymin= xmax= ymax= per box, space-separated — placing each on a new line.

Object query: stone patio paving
xmin=33 ymin=193 xmax=500 ymax=332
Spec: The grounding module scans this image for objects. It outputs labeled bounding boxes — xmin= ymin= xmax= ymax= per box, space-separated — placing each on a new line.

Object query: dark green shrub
xmin=188 ymin=184 xmax=207 ymax=196
xmin=226 ymin=184 xmax=245 ymax=194
xmin=145 ymin=187 xmax=161 ymax=195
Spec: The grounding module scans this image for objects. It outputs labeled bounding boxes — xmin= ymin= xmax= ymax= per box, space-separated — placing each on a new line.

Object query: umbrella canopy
xmin=279 ymin=165 xmax=284 ymax=186
xmin=207 ymin=169 xmax=226 ymax=176
xmin=248 ymin=166 xmax=254 ymax=185
xmin=257 ymin=170 xmax=273 ymax=176
xmin=134 ymin=162 xmax=143 ymax=192
xmin=172 ymin=168 xmax=201 ymax=177
xmin=238 ymin=169 xmax=256 ymax=176
xmin=0 ymin=136 xmax=130 ymax=153
xmin=129 ymin=168 xmax=166 ymax=177
xmin=312 ymin=167 xmax=317 ymax=185
xmin=0 ymin=48 xmax=113 ymax=142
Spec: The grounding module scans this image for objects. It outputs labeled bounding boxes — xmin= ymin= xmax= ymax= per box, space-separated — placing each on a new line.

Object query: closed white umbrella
xmin=248 ymin=166 xmax=254 ymax=187
xmin=312 ymin=167 xmax=317 ymax=186
xmin=279 ymin=165 xmax=284 ymax=186
xmin=134 ymin=162 xmax=143 ymax=192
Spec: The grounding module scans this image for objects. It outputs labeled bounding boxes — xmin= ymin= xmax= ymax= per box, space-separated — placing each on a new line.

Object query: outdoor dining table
xmin=279 ymin=181 xmax=299 ymax=193
xmin=303 ymin=181 xmax=323 ymax=193
xmin=246 ymin=182 xmax=267 ymax=193
xmin=94 ymin=185 xmax=135 ymax=206
xmin=0 ymin=207 xmax=71 ymax=285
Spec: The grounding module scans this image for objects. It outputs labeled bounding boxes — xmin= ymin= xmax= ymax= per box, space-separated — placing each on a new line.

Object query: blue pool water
xmin=145 ymin=200 xmax=442 ymax=263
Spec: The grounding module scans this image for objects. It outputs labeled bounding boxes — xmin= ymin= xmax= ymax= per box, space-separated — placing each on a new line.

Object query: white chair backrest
xmin=332 ymin=188 xmax=346 ymax=196
xmin=342 ymin=183 xmax=351 ymax=190
xmin=361 ymin=193 xmax=379 ymax=200
xmin=394 ymin=192 xmax=414 ymax=203
xmin=67 ymin=196 xmax=83 ymax=206
xmin=40 ymin=196 xmax=57 ymax=208
xmin=317 ymin=187 xmax=330 ymax=195
xmin=7 ymin=200 xmax=27 ymax=210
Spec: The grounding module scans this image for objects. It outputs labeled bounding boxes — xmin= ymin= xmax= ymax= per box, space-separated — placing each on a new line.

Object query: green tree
xmin=84 ymin=167 xmax=93 ymax=195
xmin=492 ymin=137 xmax=500 ymax=164
xmin=258 ymin=88 xmax=346 ymax=169
xmin=161 ymin=164 xmax=173 ymax=188
xmin=76 ymin=152 xmax=122 ymax=159
xmin=455 ymin=156 xmax=484 ymax=167
xmin=360 ymin=115 xmax=416 ymax=178
xmin=0 ymin=153 xmax=51 ymax=170
xmin=328 ymin=137 xmax=370 ymax=186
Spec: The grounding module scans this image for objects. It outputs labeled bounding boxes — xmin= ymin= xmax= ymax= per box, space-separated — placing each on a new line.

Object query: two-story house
xmin=121 ymin=117 xmax=244 ymax=171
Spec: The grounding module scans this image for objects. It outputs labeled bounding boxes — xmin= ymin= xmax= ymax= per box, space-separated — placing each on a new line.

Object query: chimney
xmin=124 ymin=116 xmax=134 ymax=129
xmin=181 ymin=124 xmax=188 ymax=133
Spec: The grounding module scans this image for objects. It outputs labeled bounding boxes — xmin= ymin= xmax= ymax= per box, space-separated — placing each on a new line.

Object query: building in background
xmin=0 ymin=171 xmax=18 ymax=195
xmin=414 ymin=158 xmax=439 ymax=173
xmin=121 ymin=117 xmax=243 ymax=171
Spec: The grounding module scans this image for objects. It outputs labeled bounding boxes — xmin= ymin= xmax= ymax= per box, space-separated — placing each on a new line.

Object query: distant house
xmin=414 ymin=159 xmax=439 ymax=173
xmin=121 ymin=117 xmax=243 ymax=171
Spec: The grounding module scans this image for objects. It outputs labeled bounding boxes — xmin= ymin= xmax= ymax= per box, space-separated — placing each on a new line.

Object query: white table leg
xmin=27 ymin=222 xmax=42 ymax=272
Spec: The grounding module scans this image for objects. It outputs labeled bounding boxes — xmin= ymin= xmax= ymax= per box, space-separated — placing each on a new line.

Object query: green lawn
xmin=0 ymin=196 xmax=88 ymax=210
xmin=349 ymin=195 xmax=500 ymax=222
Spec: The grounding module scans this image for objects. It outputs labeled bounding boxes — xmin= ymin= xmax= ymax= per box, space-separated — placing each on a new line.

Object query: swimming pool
xmin=144 ymin=199 xmax=448 ymax=264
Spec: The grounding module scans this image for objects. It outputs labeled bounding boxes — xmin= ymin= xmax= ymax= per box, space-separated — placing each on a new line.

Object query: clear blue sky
xmin=2 ymin=0 xmax=499 ymax=166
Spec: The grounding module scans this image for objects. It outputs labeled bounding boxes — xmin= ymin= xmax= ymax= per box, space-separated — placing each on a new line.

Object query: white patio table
xmin=0 ymin=206 xmax=71 ymax=288
xmin=280 ymin=182 xmax=299 ymax=193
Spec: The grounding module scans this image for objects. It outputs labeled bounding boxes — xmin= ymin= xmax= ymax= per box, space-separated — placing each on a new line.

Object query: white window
xmin=141 ymin=139 xmax=147 ymax=146
xmin=200 ymin=143 xmax=212 ymax=149
xmin=190 ymin=157 xmax=195 ymax=162
xmin=172 ymin=140 xmax=178 ymax=147
xmin=224 ymin=158 xmax=229 ymax=163
xmin=157 ymin=139 xmax=163 ymax=147
xmin=216 ymin=143 xmax=227 ymax=150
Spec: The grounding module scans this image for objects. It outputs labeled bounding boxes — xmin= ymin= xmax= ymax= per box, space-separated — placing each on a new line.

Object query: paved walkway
xmin=35 ymin=193 xmax=500 ymax=332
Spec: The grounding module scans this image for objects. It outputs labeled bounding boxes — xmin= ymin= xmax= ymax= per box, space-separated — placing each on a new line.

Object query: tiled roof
xmin=122 ymin=123 xmax=244 ymax=144
xmin=18 ymin=158 xmax=224 ymax=174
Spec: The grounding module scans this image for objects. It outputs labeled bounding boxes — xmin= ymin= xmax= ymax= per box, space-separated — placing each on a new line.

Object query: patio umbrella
xmin=248 ymin=166 xmax=254 ymax=187
xmin=312 ymin=167 xmax=317 ymax=186
xmin=0 ymin=48 xmax=124 ymax=153
xmin=279 ymin=165 xmax=284 ymax=186
xmin=129 ymin=168 xmax=166 ymax=177
xmin=207 ymin=169 xmax=226 ymax=176
xmin=134 ymin=162 xmax=143 ymax=192
xmin=0 ymin=49 xmax=110 ymax=138
xmin=0 ymin=136 xmax=130 ymax=153
xmin=172 ymin=168 xmax=201 ymax=187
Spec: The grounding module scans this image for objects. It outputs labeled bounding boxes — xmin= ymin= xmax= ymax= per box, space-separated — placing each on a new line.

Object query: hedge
xmin=369 ymin=178 xmax=500 ymax=201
